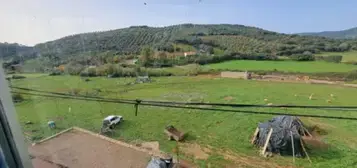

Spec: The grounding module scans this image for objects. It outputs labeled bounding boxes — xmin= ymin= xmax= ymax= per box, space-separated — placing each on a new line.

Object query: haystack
xmin=252 ymin=116 xmax=311 ymax=157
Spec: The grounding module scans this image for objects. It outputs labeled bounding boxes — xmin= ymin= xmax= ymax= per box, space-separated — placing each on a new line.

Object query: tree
xmin=157 ymin=52 xmax=168 ymax=60
xmin=339 ymin=42 xmax=350 ymax=51
xmin=140 ymin=46 xmax=154 ymax=66
xmin=302 ymin=51 xmax=312 ymax=56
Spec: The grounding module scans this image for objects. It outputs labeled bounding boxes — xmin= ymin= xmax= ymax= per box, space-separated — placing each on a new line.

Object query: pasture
xmin=12 ymin=75 xmax=357 ymax=168
xmin=204 ymin=60 xmax=357 ymax=73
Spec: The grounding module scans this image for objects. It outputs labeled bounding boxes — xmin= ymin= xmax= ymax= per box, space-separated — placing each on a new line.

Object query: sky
xmin=1 ymin=0 xmax=357 ymax=46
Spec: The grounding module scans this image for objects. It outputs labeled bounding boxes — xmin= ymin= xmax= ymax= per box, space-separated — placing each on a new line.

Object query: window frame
xmin=0 ymin=67 xmax=33 ymax=168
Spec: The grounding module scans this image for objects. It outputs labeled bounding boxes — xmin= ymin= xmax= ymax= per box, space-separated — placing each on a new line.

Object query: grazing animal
xmin=309 ymin=93 xmax=314 ymax=100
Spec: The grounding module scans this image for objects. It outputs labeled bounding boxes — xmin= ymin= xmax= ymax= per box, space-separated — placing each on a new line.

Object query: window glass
xmin=2 ymin=1 xmax=357 ymax=168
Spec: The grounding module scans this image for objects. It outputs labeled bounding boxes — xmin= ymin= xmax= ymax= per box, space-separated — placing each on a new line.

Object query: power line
xmin=11 ymin=91 xmax=357 ymax=121
xmin=11 ymin=86 xmax=357 ymax=110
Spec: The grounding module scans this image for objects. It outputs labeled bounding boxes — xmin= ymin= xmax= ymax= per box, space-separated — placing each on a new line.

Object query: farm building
xmin=252 ymin=116 xmax=311 ymax=157
xmin=29 ymin=127 xmax=169 ymax=168
xmin=183 ymin=51 xmax=196 ymax=57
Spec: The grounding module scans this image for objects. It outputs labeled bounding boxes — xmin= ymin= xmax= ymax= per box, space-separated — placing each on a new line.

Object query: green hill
xmin=3 ymin=24 xmax=357 ymax=69
xmin=0 ymin=43 xmax=35 ymax=61
xmin=34 ymin=24 xmax=357 ymax=60
xmin=299 ymin=27 xmax=357 ymax=39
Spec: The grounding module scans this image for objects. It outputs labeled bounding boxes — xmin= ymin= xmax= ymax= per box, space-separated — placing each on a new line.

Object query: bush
xmin=12 ymin=93 xmax=24 ymax=103
xmin=69 ymin=88 xmax=81 ymax=95
xmin=344 ymin=61 xmax=357 ymax=65
xmin=65 ymin=63 xmax=85 ymax=75
xmin=80 ymin=67 xmax=97 ymax=77
xmin=315 ymin=55 xmax=343 ymax=63
xmin=12 ymin=75 xmax=26 ymax=79
xmin=146 ymin=69 xmax=173 ymax=77
xmin=325 ymin=55 xmax=343 ymax=63
xmin=121 ymin=68 xmax=136 ymax=77
xmin=49 ymin=69 xmax=62 ymax=76
xmin=344 ymin=70 xmax=357 ymax=81
xmin=291 ymin=54 xmax=315 ymax=61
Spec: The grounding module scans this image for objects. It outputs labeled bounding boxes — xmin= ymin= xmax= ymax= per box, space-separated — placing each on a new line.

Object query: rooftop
xmin=29 ymin=127 xmax=166 ymax=168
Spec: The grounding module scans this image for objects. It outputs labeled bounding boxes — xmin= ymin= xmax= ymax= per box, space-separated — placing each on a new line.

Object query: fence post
xmin=134 ymin=99 xmax=142 ymax=116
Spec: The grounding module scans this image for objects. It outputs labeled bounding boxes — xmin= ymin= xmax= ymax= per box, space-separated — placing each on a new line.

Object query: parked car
xmin=103 ymin=115 xmax=123 ymax=128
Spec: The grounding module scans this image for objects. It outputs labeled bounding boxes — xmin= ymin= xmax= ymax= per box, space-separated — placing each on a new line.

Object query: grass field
xmin=204 ymin=60 xmax=357 ymax=73
xmin=12 ymin=75 xmax=357 ymax=167
xmin=316 ymin=51 xmax=357 ymax=62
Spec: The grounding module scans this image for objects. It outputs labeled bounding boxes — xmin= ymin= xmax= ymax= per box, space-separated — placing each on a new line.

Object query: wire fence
xmin=10 ymin=86 xmax=357 ymax=121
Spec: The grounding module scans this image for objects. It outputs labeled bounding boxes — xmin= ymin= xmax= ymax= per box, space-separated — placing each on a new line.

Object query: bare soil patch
xmin=180 ymin=143 xmax=211 ymax=160
xmin=224 ymin=96 xmax=234 ymax=101
xmin=302 ymin=136 xmax=329 ymax=150
xmin=140 ymin=141 xmax=160 ymax=151
xmin=197 ymin=74 xmax=220 ymax=79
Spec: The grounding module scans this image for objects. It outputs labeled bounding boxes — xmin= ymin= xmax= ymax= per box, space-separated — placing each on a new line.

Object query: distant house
xmin=184 ymin=51 xmax=196 ymax=57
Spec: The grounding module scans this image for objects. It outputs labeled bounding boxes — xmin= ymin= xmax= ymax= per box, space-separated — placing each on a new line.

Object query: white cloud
xmin=0 ymin=0 xmax=113 ymax=45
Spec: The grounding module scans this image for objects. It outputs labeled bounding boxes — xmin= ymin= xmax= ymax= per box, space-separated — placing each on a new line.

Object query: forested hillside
xmin=299 ymin=27 xmax=357 ymax=39
xmin=3 ymin=24 xmax=357 ymax=70
xmin=34 ymin=24 xmax=357 ymax=60
xmin=0 ymin=43 xmax=35 ymax=61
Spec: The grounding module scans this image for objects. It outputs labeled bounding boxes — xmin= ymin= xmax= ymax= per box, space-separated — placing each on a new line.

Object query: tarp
xmin=146 ymin=157 xmax=173 ymax=168
xmin=254 ymin=116 xmax=306 ymax=157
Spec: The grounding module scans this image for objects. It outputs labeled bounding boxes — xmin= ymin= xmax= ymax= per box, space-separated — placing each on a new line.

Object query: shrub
xmin=11 ymin=75 xmax=26 ymax=79
xmin=344 ymin=70 xmax=357 ymax=81
xmin=69 ymin=88 xmax=81 ymax=95
xmin=12 ymin=93 xmax=24 ymax=103
xmin=324 ymin=55 xmax=343 ymax=63
xmin=291 ymin=54 xmax=315 ymax=61
xmin=344 ymin=61 xmax=357 ymax=65
xmin=122 ymin=68 xmax=136 ymax=77
xmin=146 ymin=69 xmax=172 ymax=77
xmin=65 ymin=63 xmax=85 ymax=75
xmin=315 ymin=55 xmax=343 ymax=63
xmin=49 ymin=69 xmax=62 ymax=76
xmin=186 ymin=64 xmax=202 ymax=76
xmin=80 ymin=67 xmax=97 ymax=77
xmin=79 ymin=71 xmax=89 ymax=77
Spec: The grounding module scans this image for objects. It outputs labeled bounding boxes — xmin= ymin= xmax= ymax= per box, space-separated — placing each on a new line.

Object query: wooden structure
xmin=251 ymin=116 xmax=313 ymax=163
xmin=164 ymin=125 xmax=185 ymax=141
